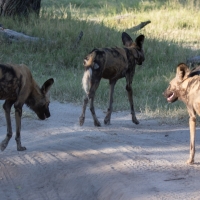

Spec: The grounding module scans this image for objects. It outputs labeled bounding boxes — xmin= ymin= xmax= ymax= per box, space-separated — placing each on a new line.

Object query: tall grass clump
xmin=0 ymin=0 xmax=200 ymax=122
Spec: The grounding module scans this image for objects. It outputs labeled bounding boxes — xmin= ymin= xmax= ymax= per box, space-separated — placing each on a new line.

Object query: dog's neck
xmin=179 ymin=76 xmax=200 ymax=103
xmin=25 ymin=80 xmax=42 ymax=109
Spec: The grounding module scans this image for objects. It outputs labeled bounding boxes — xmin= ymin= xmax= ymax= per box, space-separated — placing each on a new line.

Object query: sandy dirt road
xmin=0 ymin=101 xmax=200 ymax=200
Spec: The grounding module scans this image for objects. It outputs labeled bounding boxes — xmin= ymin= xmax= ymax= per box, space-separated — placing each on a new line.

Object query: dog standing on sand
xmin=79 ymin=32 xmax=145 ymax=127
xmin=0 ymin=63 xmax=54 ymax=151
xmin=163 ymin=63 xmax=200 ymax=164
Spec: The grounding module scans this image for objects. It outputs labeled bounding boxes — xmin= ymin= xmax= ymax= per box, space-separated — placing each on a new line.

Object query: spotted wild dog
xmin=163 ymin=63 xmax=200 ymax=164
xmin=0 ymin=63 xmax=54 ymax=151
xmin=79 ymin=32 xmax=145 ymax=126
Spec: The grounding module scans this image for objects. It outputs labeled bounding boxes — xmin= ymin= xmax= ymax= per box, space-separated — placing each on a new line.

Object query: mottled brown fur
xmin=0 ymin=63 xmax=54 ymax=151
xmin=163 ymin=63 xmax=200 ymax=164
xmin=80 ymin=33 xmax=145 ymax=126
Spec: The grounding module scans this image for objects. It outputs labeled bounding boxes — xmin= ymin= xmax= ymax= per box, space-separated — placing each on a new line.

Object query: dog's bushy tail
xmin=82 ymin=51 xmax=96 ymax=94
xmin=82 ymin=68 xmax=92 ymax=94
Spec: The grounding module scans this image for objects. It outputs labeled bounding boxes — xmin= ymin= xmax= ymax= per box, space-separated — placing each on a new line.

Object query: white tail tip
xmin=82 ymin=68 xmax=92 ymax=94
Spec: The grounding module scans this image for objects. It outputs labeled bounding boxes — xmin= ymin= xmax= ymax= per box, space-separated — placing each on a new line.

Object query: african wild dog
xmin=163 ymin=63 xmax=200 ymax=164
xmin=79 ymin=32 xmax=145 ymax=126
xmin=0 ymin=63 xmax=54 ymax=151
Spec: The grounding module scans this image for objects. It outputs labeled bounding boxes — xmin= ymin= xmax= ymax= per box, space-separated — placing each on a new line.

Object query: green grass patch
xmin=0 ymin=0 xmax=200 ymax=121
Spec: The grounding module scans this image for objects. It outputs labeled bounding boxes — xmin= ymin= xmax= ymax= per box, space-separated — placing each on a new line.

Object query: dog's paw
xmin=186 ymin=159 xmax=194 ymax=165
xmin=0 ymin=138 xmax=9 ymax=151
xmin=0 ymin=142 xmax=7 ymax=151
xmin=16 ymin=138 xmax=27 ymax=151
xmin=104 ymin=117 xmax=111 ymax=125
xmin=17 ymin=146 xmax=27 ymax=151
xmin=132 ymin=116 xmax=139 ymax=125
xmin=79 ymin=116 xmax=85 ymax=126
xmin=94 ymin=120 xmax=101 ymax=127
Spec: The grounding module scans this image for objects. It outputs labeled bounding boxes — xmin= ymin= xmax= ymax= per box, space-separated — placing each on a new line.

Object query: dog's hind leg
xmin=80 ymin=73 xmax=101 ymax=126
xmin=89 ymin=79 xmax=101 ymax=127
xmin=14 ymin=102 xmax=26 ymax=151
xmin=104 ymin=80 xmax=116 ymax=125
xmin=1 ymin=100 xmax=15 ymax=151
xmin=79 ymin=97 xmax=89 ymax=126
xmin=88 ymin=76 xmax=101 ymax=126
xmin=90 ymin=96 xmax=101 ymax=126
xmin=80 ymin=68 xmax=92 ymax=126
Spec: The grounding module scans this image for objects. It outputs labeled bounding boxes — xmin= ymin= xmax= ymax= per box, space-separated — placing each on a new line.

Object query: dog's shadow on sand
xmin=193 ymin=162 xmax=200 ymax=166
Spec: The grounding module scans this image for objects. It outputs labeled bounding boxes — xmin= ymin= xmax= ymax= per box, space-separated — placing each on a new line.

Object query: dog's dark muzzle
xmin=45 ymin=110 xmax=51 ymax=118
xmin=137 ymin=57 xmax=145 ymax=65
xmin=37 ymin=108 xmax=51 ymax=120
xmin=163 ymin=90 xmax=178 ymax=103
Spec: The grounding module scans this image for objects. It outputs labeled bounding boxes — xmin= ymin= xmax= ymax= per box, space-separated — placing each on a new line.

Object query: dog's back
xmin=0 ymin=64 xmax=33 ymax=100
xmin=83 ymin=47 xmax=128 ymax=80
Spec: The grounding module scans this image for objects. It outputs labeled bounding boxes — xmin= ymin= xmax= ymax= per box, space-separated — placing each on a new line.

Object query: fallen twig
xmin=164 ymin=177 xmax=185 ymax=181
xmin=0 ymin=27 xmax=44 ymax=43
xmin=127 ymin=20 xmax=151 ymax=32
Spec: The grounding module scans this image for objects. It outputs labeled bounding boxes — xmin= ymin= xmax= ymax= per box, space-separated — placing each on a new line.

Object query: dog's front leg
xmin=14 ymin=102 xmax=26 ymax=151
xmin=187 ymin=115 xmax=196 ymax=164
xmin=104 ymin=80 xmax=116 ymax=125
xmin=125 ymin=72 xmax=139 ymax=125
xmin=127 ymin=87 xmax=139 ymax=124
xmin=0 ymin=100 xmax=15 ymax=151
xmin=125 ymin=83 xmax=139 ymax=125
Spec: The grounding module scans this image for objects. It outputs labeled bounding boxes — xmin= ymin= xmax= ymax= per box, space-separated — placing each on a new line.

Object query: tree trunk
xmin=0 ymin=0 xmax=41 ymax=17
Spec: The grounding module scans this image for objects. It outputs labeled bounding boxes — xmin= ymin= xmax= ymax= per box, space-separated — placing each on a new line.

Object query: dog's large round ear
xmin=176 ymin=63 xmax=189 ymax=81
xmin=135 ymin=35 xmax=145 ymax=48
xmin=41 ymin=78 xmax=54 ymax=94
xmin=122 ymin=32 xmax=133 ymax=47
